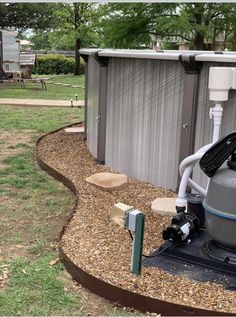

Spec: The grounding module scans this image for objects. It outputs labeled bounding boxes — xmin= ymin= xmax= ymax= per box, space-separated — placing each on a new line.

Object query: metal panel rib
xmin=87 ymin=55 xmax=100 ymax=158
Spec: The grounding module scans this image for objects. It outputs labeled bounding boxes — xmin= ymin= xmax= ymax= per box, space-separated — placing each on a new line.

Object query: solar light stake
xmin=75 ymin=94 xmax=78 ymax=101
xmin=70 ymin=99 xmax=74 ymax=107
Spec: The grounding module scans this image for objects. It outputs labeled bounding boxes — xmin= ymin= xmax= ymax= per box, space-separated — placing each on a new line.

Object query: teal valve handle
xmin=131 ymin=212 xmax=145 ymax=275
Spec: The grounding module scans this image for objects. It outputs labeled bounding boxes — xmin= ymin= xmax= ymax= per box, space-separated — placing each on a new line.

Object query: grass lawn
xmin=0 ymin=105 xmax=137 ymax=315
xmin=0 ymin=75 xmax=85 ymax=100
xmin=0 ymin=105 xmax=83 ymax=133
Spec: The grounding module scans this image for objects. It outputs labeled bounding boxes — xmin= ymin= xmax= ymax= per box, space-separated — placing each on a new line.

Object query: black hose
xmin=128 ymin=230 xmax=172 ymax=258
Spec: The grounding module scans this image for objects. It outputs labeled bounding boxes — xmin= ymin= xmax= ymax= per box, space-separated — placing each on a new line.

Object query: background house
xmin=0 ymin=30 xmax=20 ymax=79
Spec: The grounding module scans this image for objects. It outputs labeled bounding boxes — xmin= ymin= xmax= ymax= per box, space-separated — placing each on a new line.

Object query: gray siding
xmin=2 ymin=32 xmax=20 ymax=72
xmin=87 ymin=55 xmax=100 ymax=158
xmin=105 ymin=58 xmax=185 ymax=190
xmin=193 ymin=62 xmax=236 ymax=188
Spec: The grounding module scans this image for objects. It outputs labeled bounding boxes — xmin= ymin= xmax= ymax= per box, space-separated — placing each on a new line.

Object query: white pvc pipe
xmin=211 ymin=103 xmax=223 ymax=143
xmin=176 ymin=67 xmax=230 ymax=210
xmin=177 ymin=143 xmax=213 ymax=201
xmin=188 ymin=178 xmax=207 ymax=197
xmin=178 ymin=166 xmax=193 ymax=199
xmin=177 ymin=100 xmax=224 ymax=204
xmin=176 ymin=104 xmax=223 ymax=207
xmin=179 ymin=143 xmax=213 ymax=176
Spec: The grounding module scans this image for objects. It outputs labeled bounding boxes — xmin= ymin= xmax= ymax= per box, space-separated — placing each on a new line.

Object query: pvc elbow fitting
xmin=176 ymin=198 xmax=187 ymax=208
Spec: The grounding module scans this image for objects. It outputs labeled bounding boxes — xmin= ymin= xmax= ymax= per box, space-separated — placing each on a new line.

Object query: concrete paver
xmin=0 ymin=98 xmax=84 ymax=108
xmin=65 ymin=127 xmax=85 ymax=133
xmin=151 ymin=197 xmax=177 ymax=215
xmin=86 ymin=172 xmax=128 ymax=191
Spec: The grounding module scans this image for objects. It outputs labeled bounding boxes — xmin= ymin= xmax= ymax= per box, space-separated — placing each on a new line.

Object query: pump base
xmin=144 ymin=230 xmax=236 ymax=289
xmin=204 ymin=240 xmax=236 ymax=265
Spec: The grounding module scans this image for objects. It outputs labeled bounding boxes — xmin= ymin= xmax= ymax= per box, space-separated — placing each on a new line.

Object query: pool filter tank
xmin=200 ymin=132 xmax=236 ymax=252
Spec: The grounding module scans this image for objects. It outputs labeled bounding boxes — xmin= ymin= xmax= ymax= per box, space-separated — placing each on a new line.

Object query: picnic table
xmin=20 ymin=78 xmax=49 ymax=90
xmin=0 ymin=77 xmax=49 ymax=90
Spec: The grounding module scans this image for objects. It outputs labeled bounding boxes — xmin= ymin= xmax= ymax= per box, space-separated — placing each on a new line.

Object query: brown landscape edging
xmin=36 ymin=122 xmax=80 ymax=239
xmin=36 ymin=124 xmax=233 ymax=316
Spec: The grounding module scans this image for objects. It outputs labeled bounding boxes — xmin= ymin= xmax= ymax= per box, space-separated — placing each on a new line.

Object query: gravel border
xmin=36 ymin=128 xmax=236 ymax=315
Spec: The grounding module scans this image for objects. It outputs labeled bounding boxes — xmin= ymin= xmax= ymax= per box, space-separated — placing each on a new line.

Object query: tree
xmin=102 ymin=3 xmax=176 ymax=48
xmin=0 ymin=3 xmax=55 ymax=30
xmin=0 ymin=3 xmax=103 ymax=75
xmin=218 ymin=4 xmax=236 ymax=50
xmin=52 ymin=3 xmax=104 ymax=75
xmin=175 ymin=3 xmax=236 ymax=50
xmin=29 ymin=32 xmax=51 ymax=51
xmin=102 ymin=3 xmax=236 ymax=50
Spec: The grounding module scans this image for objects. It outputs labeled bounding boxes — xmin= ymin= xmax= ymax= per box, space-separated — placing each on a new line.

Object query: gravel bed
xmin=37 ymin=130 xmax=236 ymax=313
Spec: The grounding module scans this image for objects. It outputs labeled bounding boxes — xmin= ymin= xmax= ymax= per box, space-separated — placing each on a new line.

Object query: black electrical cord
xmin=128 ymin=230 xmax=172 ymax=258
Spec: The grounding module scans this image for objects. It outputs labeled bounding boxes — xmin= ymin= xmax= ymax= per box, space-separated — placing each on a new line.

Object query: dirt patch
xmin=37 ymin=130 xmax=236 ymax=314
xmin=0 ymin=129 xmax=34 ymax=168
xmin=0 ymin=244 xmax=29 ymax=260
xmin=0 ymin=129 xmax=33 ymax=144
xmin=58 ymin=270 xmax=117 ymax=315
xmin=0 ymin=163 xmax=6 ymax=170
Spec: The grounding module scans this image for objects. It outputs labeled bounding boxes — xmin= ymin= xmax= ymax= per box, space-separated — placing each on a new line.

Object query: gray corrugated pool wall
xmin=84 ymin=53 xmax=236 ymax=192
xmin=193 ymin=62 xmax=236 ymax=188
xmin=105 ymin=58 xmax=185 ymax=190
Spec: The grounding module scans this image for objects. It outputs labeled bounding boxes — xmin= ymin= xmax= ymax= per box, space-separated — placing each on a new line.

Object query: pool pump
xmin=162 ymin=210 xmax=200 ymax=244
xmin=157 ymin=67 xmax=236 ymax=276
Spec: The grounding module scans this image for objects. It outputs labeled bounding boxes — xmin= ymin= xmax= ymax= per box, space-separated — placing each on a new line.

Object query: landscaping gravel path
xmin=37 ymin=129 xmax=236 ymax=314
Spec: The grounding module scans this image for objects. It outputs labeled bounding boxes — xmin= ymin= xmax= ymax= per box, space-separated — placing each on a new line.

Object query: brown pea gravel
xmin=37 ymin=129 xmax=236 ymax=313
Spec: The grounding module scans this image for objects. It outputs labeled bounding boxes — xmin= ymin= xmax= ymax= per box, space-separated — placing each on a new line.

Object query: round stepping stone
xmin=86 ymin=172 xmax=127 ymax=191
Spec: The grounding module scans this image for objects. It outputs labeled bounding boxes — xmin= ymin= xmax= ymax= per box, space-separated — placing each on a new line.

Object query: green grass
xmin=0 ymin=104 xmax=139 ymax=316
xmin=47 ymin=74 xmax=85 ymax=86
xmin=0 ymin=146 xmax=75 ymax=246
xmin=0 ymin=255 xmax=80 ymax=316
xmin=0 ymin=105 xmax=84 ymax=315
xmin=0 ymin=75 xmax=85 ymax=100
xmin=0 ymin=105 xmax=82 ymax=132
xmin=0 ymin=152 xmax=50 ymax=190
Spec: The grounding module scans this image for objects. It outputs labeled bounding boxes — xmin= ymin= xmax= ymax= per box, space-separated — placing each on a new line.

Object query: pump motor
xmin=162 ymin=211 xmax=199 ymax=244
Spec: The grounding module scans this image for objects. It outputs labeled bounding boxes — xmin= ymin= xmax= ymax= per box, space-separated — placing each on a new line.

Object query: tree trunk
xmin=194 ymin=32 xmax=205 ymax=50
xmin=212 ymin=27 xmax=216 ymax=51
xmin=233 ymin=31 xmax=236 ymax=51
xmin=193 ymin=5 xmax=205 ymax=50
xmin=74 ymin=37 xmax=81 ymax=76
